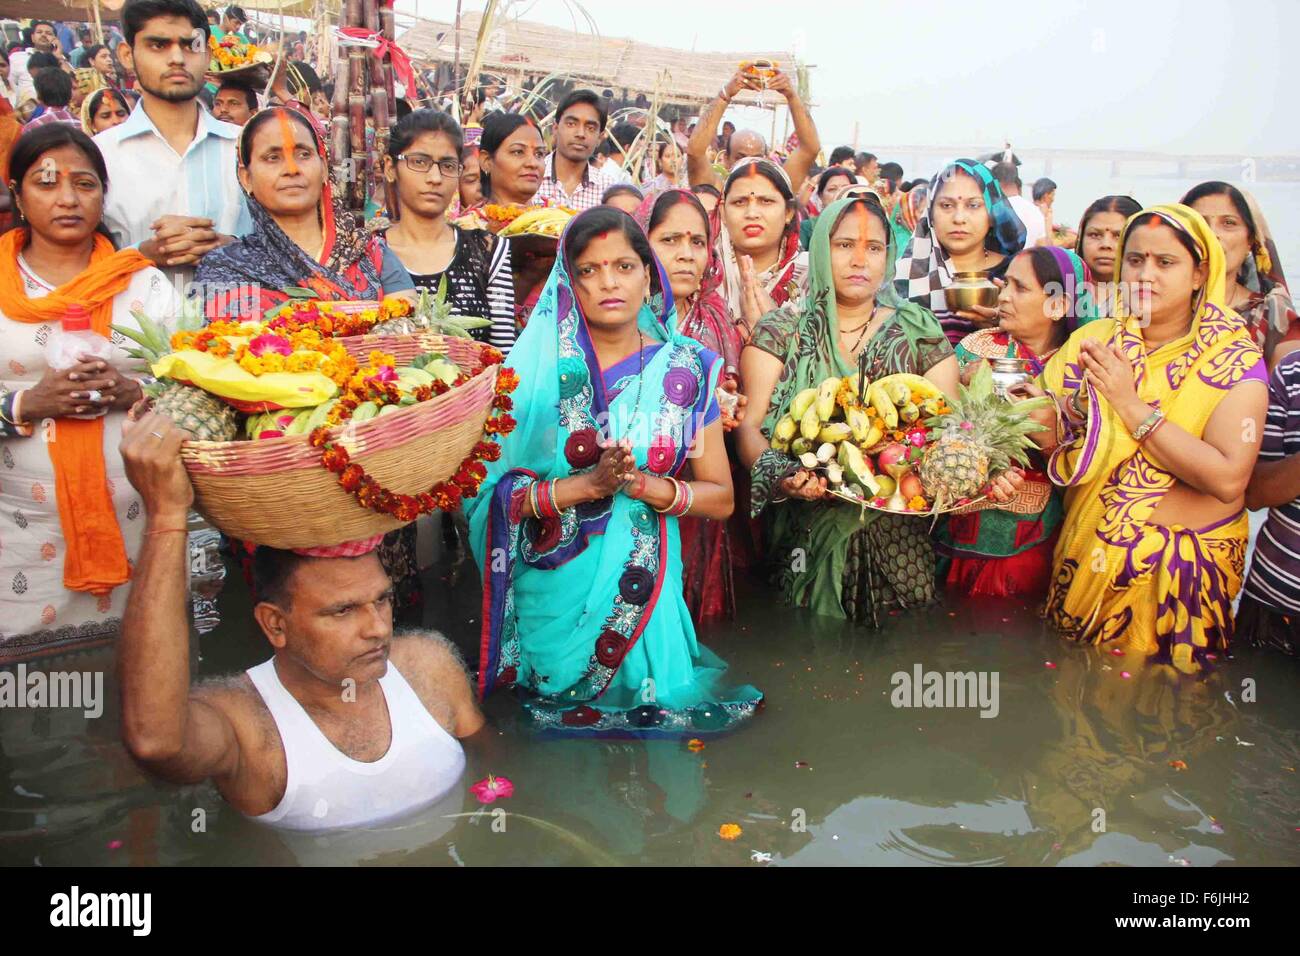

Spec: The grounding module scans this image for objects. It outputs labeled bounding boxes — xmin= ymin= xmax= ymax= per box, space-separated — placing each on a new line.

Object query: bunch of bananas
xmin=497 ymin=207 xmax=574 ymax=239
xmin=769 ymin=373 xmax=949 ymax=501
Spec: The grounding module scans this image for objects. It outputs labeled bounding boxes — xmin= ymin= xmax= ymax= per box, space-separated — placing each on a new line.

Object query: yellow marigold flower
xmin=907 ymin=495 xmax=928 ymax=511
xmin=718 ymin=823 xmax=742 ymax=841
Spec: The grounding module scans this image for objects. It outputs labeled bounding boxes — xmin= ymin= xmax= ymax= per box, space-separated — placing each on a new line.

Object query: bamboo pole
xmin=452 ymin=0 xmax=462 ymax=120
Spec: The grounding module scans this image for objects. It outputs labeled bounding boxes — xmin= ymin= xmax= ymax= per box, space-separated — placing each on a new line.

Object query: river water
xmin=2 ymin=519 xmax=1297 ymax=867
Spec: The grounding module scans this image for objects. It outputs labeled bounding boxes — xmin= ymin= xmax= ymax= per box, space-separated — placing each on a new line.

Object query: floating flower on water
xmin=1169 ymin=760 xmax=1188 ymax=771
xmin=1044 ymin=661 xmax=1057 ymax=669
xmin=794 ymin=760 xmax=810 ymax=769
xmin=107 ymin=839 xmax=123 ymax=850
xmin=687 ymin=738 xmax=705 ymax=753
xmin=248 ymin=332 xmax=293 ymax=357
xmin=718 ymin=823 xmax=742 ymax=841
xmin=1109 ymin=647 xmax=1125 ymax=656
xmin=1120 ymin=671 xmax=1132 ymax=679
xmin=469 ymin=774 xmax=514 ymax=803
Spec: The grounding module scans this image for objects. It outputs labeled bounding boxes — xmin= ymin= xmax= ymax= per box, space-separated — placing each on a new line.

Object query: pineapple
xmin=411 ymin=276 xmax=491 ymax=338
xmin=918 ymin=363 xmax=1050 ymax=510
xmin=112 ymin=303 xmax=241 ymax=442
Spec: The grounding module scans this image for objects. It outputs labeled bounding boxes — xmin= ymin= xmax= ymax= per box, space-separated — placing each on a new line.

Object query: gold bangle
xmin=652 ymin=476 xmax=682 ymax=513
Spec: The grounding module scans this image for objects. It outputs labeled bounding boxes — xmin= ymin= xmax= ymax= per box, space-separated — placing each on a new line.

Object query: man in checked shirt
xmin=530 ymin=89 xmax=614 ymax=212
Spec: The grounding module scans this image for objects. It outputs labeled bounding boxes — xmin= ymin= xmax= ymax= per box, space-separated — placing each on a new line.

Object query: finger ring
xmin=150 ymin=430 xmax=164 ymax=439
xmin=85 ymin=389 xmax=102 ymax=403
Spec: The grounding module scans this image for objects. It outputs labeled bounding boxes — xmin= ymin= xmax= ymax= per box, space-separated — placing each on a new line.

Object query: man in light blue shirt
xmin=96 ymin=0 xmax=252 ymax=292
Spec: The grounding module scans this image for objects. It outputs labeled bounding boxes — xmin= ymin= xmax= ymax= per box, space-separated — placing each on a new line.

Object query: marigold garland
xmin=310 ymin=358 xmax=520 ymax=520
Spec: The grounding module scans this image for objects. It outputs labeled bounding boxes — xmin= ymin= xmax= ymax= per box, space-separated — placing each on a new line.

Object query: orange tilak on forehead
xmin=277 ymin=109 xmax=300 ymax=175
xmin=850 ymin=203 xmax=872 ymax=252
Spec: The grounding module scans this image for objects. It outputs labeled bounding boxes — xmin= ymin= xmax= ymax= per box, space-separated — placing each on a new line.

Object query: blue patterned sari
xmin=466 ymin=215 xmax=763 ymax=737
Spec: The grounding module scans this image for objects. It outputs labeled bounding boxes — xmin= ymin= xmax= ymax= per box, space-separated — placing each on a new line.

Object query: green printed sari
xmin=748 ymin=196 xmax=954 ymax=624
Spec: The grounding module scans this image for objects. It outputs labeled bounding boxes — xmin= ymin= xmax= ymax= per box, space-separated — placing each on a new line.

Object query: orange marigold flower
xmin=718 ymin=823 xmax=742 ymax=841
xmin=907 ymin=495 xmax=928 ymax=511
xmin=687 ymin=739 xmax=705 ymax=753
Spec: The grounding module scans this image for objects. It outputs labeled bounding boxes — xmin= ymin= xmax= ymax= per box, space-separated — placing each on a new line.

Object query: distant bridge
xmin=861 ymin=145 xmax=1300 ymax=181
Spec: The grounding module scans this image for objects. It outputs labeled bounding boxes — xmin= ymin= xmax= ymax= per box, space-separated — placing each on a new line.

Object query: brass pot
xmin=944 ymin=271 xmax=999 ymax=312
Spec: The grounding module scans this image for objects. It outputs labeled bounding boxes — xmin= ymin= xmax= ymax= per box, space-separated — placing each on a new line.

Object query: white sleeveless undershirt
xmin=244 ymin=657 xmax=466 ymax=832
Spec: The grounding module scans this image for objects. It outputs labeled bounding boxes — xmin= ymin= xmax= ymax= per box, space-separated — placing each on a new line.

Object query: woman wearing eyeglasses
xmin=382 ymin=110 xmax=518 ymax=351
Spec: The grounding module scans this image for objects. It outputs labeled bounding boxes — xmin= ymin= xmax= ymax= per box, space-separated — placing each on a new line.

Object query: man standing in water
xmin=686 ymin=64 xmax=819 ymax=192
xmin=118 ymin=414 xmax=484 ymax=831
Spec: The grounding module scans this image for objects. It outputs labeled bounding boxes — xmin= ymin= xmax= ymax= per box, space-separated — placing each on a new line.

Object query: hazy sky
xmin=396 ymin=0 xmax=1298 ymax=157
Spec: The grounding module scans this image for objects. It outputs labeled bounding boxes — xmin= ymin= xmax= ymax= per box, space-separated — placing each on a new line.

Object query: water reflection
xmin=0 ymin=560 xmax=1297 ymax=867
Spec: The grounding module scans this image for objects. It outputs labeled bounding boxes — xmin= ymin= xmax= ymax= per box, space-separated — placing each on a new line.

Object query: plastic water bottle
xmin=44 ymin=305 xmax=114 ymax=420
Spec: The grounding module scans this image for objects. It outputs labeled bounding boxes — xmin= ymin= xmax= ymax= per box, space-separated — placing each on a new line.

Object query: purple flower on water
xmin=663 ymin=367 xmax=699 ymax=408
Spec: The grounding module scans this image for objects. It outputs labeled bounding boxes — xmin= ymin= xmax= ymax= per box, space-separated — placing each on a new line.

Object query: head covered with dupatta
xmin=632 ymin=186 xmax=741 ymax=372
xmin=1038 ymin=203 xmax=1267 ymax=672
xmin=757 ymin=193 xmax=944 ymax=446
xmin=196 ymin=106 xmax=388 ymax=319
xmin=894 ymin=158 xmax=1026 ymax=311
xmin=466 ymin=206 xmax=732 ymax=701
xmin=713 ymin=156 xmax=807 ymax=318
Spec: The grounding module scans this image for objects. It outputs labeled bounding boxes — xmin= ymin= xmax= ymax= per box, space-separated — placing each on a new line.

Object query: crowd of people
xmin=0 ymin=0 xmax=1297 ymax=832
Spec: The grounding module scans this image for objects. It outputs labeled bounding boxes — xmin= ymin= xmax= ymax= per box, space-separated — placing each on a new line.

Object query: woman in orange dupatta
xmin=0 ymin=125 xmax=177 ymax=661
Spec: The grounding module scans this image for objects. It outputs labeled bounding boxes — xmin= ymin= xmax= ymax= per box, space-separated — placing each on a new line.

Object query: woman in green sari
xmin=736 ymin=195 xmax=1018 ymax=623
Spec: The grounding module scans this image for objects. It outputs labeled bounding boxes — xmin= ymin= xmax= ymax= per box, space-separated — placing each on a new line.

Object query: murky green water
xmin=2 ymin=529 xmax=1298 ymax=866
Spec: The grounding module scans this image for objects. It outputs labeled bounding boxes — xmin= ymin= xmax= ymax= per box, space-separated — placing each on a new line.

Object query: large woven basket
xmin=180 ymin=332 xmax=499 ymax=549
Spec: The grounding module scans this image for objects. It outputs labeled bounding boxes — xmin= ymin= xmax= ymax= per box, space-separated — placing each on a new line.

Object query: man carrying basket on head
xmin=117 ymin=412 xmax=484 ymax=832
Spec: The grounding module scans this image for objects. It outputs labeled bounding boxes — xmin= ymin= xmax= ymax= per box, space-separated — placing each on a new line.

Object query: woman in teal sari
xmin=467 ymin=206 xmax=763 ymax=736
xmin=737 ymin=194 xmax=1017 ymax=624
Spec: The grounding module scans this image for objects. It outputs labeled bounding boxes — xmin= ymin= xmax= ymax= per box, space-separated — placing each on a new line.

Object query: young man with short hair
xmin=95 ymin=0 xmax=251 ymax=282
xmin=530 ymin=88 xmax=611 ymax=211
xmin=828 ymin=145 xmax=855 ymax=168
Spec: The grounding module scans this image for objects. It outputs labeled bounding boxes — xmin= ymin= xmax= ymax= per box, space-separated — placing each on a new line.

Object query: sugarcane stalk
xmin=330 ymin=55 xmax=352 ymax=182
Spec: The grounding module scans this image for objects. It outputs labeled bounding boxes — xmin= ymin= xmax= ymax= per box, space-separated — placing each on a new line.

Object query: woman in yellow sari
xmin=1026 ymin=204 xmax=1268 ymax=673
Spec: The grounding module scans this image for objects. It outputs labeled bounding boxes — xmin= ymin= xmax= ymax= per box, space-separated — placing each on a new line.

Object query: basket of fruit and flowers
xmin=453 ymin=201 xmax=575 ymax=236
xmin=767 ymin=363 xmax=1049 ymax=518
xmin=205 ymin=33 xmax=275 ymax=82
xmin=112 ymin=281 xmax=518 ymax=550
